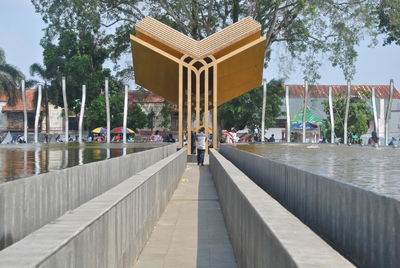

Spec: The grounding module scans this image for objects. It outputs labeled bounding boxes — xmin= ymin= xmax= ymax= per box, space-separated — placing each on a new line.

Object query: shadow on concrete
xmin=197 ymin=163 xmax=237 ymax=267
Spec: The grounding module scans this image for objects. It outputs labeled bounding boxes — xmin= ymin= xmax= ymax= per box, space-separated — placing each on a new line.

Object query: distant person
xmin=321 ymin=136 xmax=327 ymax=143
xmin=153 ymin=131 xmax=162 ymax=142
xmin=168 ymin=133 xmax=175 ymax=142
xmin=368 ymin=131 xmax=379 ymax=146
xmin=389 ymin=137 xmax=397 ymax=146
xmin=268 ymin=134 xmax=275 ymax=142
xmin=196 ymin=127 xmax=207 ymax=166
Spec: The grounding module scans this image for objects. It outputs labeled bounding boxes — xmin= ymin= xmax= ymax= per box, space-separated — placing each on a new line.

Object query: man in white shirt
xmin=196 ymin=127 xmax=207 ymax=166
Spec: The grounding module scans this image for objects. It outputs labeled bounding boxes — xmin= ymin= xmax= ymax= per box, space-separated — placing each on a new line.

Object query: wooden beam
xmin=213 ymin=65 xmax=218 ymax=149
xmin=196 ymin=72 xmax=200 ymax=133
xmin=204 ymin=69 xmax=209 ymax=154
xmin=187 ymin=67 xmax=192 ymax=155
xmin=178 ymin=63 xmax=183 ymax=148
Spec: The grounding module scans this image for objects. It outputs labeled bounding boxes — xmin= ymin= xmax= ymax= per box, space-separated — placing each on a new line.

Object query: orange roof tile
xmin=128 ymin=90 xmax=165 ymax=103
xmin=287 ymin=85 xmax=400 ymax=99
xmin=2 ymin=89 xmax=44 ymax=112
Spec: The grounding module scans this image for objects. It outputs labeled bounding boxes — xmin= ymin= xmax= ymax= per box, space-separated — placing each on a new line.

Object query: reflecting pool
xmin=236 ymin=143 xmax=400 ymax=200
xmin=0 ymin=143 xmax=161 ymax=183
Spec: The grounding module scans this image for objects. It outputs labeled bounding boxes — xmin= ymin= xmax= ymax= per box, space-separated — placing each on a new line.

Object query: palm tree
xmin=28 ymin=63 xmax=51 ymax=133
xmin=0 ymin=48 xmax=24 ymax=105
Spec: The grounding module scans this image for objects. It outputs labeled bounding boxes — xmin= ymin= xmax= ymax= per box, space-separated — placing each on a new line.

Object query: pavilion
xmin=130 ymin=17 xmax=266 ymax=153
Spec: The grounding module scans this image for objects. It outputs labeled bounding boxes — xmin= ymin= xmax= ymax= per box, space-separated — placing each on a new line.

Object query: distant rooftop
xmin=1 ymin=89 xmax=44 ymax=112
xmin=287 ymin=85 xmax=400 ymax=99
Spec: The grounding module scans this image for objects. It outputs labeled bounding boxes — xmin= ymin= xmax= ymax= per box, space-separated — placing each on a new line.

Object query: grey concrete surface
xmin=210 ymin=149 xmax=354 ymax=268
xmin=0 ymin=148 xmax=187 ymax=268
xmin=134 ymin=162 xmax=236 ymax=268
xmin=0 ymin=144 xmax=177 ymax=250
xmin=220 ymin=145 xmax=400 ymax=268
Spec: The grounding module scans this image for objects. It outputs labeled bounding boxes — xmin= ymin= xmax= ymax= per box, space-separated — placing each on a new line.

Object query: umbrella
xmin=111 ymin=127 xmax=135 ymax=134
xmin=92 ymin=127 xmax=108 ymax=134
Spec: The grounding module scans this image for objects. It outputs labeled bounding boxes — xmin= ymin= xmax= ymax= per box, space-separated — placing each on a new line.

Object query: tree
xmin=28 ymin=63 xmax=52 ymax=133
xmin=322 ymin=89 xmax=372 ymax=143
xmin=147 ymin=109 xmax=156 ymax=132
xmin=0 ymin=48 xmax=24 ymax=105
xmin=32 ymin=0 xmax=379 ymax=81
xmin=218 ymin=79 xmax=284 ymax=130
xmin=41 ymin=30 xmax=114 ymax=115
xmin=85 ymin=93 xmax=148 ymax=131
xmin=378 ymin=0 xmax=400 ymax=45
xmin=160 ymin=101 xmax=174 ymax=129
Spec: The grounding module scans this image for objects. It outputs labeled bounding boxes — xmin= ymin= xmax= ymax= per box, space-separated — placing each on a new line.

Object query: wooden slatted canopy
xmin=130 ymin=17 xmax=266 ymax=151
xmin=131 ymin=17 xmax=266 ymax=106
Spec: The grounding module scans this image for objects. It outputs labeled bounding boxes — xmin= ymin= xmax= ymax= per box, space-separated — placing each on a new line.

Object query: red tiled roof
xmin=0 ymin=94 xmax=8 ymax=102
xmin=287 ymin=85 xmax=400 ymax=99
xmin=128 ymin=90 xmax=165 ymax=103
xmin=2 ymin=89 xmax=44 ymax=112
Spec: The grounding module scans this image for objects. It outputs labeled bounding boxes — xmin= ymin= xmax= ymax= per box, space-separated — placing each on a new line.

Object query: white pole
xmin=344 ymin=81 xmax=351 ymax=144
xmin=78 ymin=85 xmax=86 ymax=143
xmin=21 ymin=80 xmax=28 ymax=142
xmin=105 ymin=78 xmax=111 ymax=143
xmin=261 ymin=80 xmax=267 ymax=143
xmin=385 ymin=79 xmax=394 ymax=145
xmin=62 ymin=77 xmax=69 ymax=143
xmin=34 ymin=85 xmax=42 ymax=143
xmin=285 ymin=85 xmax=290 ymax=142
xmin=123 ymin=85 xmax=128 ymax=143
xmin=371 ymin=87 xmax=378 ymax=135
xmin=328 ymin=86 xmax=335 ymax=143
xmin=302 ymin=81 xmax=308 ymax=143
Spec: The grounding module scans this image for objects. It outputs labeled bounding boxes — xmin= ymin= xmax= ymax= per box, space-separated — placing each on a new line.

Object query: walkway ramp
xmin=134 ymin=163 xmax=237 ymax=268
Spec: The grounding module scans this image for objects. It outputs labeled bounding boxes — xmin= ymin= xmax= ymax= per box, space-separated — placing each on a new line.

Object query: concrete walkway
xmin=134 ymin=162 xmax=237 ymax=268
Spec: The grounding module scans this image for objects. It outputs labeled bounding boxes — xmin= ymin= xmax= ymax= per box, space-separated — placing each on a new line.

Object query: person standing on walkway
xmin=196 ymin=127 xmax=207 ymax=166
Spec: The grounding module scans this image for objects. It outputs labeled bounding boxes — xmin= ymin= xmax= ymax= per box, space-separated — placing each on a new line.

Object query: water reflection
xmin=236 ymin=143 xmax=400 ymax=200
xmin=0 ymin=143 xmax=158 ymax=182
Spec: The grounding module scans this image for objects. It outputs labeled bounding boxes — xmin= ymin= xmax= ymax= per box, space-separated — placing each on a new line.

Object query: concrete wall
xmin=209 ymin=149 xmax=353 ymax=268
xmin=0 ymin=148 xmax=187 ymax=267
xmin=0 ymin=144 xmax=177 ymax=250
xmin=220 ymin=146 xmax=400 ymax=268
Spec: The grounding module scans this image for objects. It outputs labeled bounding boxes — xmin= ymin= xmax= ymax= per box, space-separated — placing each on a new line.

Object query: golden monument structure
xmin=130 ymin=17 xmax=266 ymax=154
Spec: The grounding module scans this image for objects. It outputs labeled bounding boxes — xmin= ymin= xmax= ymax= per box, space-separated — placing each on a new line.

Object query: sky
xmin=1 ymin=0 xmax=399 ymax=87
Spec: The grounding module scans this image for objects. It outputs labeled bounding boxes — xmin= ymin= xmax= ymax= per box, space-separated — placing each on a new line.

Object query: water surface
xmin=236 ymin=143 xmax=400 ymax=200
xmin=0 ymin=143 xmax=160 ymax=183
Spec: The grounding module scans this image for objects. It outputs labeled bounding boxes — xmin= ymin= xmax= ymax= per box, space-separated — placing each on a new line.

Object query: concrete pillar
xmin=261 ymin=80 xmax=267 ymax=143
xmin=78 ymin=85 xmax=86 ymax=143
xmin=34 ymin=85 xmax=42 ymax=143
xmin=385 ymin=79 xmax=394 ymax=145
xmin=371 ymin=87 xmax=378 ymax=134
xmin=328 ymin=86 xmax=335 ymax=143
xmin=123 ymin=85 xmax=128 ymax=143
xmin=285 ymin=85 xmax=290 ymax=143
xmin=105 ymin=78 xmax=111 ymax=143
xmin=344 ymin=81 xmax=351 ymax=144
xmin=302 ymin=81 xmax=308 ymax=143
xmin=21 ymin=80 xmax=28 ymax=142
xmin=62 ymin=77 xmax=69 ymax=143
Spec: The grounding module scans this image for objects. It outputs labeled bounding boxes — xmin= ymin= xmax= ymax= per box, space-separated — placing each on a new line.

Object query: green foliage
xmin=0 ymin=48 xmax=24 ymax=105
xmin=322 ymin=89 xmax=372 ymax=143
xmin=378 ymin=0 xmax=400 ymax=45
xmin=218 ymin=79 xmax=284 ymax=130
xmin=85 ymin=93 xmax=148 ymax=131
xmin=147 ymin=109 xmax=156 ymax=131
xmin=159 ymin=101 xmax=174 ymax=129
xmin=32 ymin=0 xmax=379 ymax=81
xmin=41 ymin=30 xmax=114 ymax=114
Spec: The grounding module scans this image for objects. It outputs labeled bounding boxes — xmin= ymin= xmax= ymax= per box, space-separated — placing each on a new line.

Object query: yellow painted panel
xmin=131 ymin=39 xmax=179 ymax=104
xmin=217 ymin=38 xmax=266 ymax=106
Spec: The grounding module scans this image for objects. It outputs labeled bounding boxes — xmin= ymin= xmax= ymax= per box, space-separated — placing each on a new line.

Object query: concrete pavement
xmin=134 ymin=162 xmax=237 ymax=268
